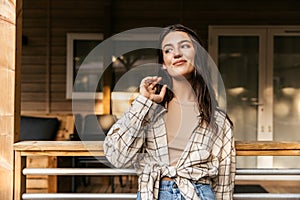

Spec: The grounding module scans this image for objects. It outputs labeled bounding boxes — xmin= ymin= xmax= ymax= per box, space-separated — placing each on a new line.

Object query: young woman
xmin=104 ymin=24 xmax=236 ymax=200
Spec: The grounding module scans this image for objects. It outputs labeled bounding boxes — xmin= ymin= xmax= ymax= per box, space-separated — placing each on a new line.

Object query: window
xmin=66 ymin=32 xmax=159 ymax=106
xmin=66 ymin=33 xmax=104 ymax=99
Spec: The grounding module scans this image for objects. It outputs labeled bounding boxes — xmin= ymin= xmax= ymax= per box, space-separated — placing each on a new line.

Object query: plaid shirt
xmin=104 ymin=95 xmax=236 ymax=200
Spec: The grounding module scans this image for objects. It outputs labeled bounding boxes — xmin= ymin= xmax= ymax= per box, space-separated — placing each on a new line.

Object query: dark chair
xmin=20 ymin=116 xmax=60 ymax=141
xmin=80 ymin=114 xmax=117 ymax=141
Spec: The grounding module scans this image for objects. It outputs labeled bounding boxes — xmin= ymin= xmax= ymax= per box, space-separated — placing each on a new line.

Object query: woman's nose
xmin=173 ymin=48 xmax=182 ymax=58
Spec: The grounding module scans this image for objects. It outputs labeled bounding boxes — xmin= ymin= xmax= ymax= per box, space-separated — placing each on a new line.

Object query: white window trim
xmin=66 ymin=33 xmax=104 ymax=99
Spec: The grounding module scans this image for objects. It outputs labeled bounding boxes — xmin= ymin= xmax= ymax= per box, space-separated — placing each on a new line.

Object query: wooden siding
xmin=21 ymin=0 xmax=300 ymax=114
xmin=21 ymin=0 xmax=105 ymax=113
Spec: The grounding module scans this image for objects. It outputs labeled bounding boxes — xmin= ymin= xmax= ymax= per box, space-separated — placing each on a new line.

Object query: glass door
xmin=209 ymin=26 xmax=300 ymax=168
xmin=217 ymin=36 xmax=260 ymax=142
xmin=270 ymin=28 xmax=300 ymax=168
xmin=209 ymin=27 xmax=268 ymax=168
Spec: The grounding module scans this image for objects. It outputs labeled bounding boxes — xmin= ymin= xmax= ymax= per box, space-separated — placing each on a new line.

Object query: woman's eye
xmin=164 ymin=48 xmax=173 ymax=54
xmin=181 ymin=44 xmax=190 ymax=49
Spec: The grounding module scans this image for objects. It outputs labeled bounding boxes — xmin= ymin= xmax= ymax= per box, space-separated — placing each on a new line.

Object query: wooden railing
xmin=14 ymin=141 xmax=300 ymax=200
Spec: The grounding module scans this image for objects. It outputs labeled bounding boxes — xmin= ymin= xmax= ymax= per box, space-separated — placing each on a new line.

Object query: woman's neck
xmin=171 ymin=77 xmax=196 ymax=102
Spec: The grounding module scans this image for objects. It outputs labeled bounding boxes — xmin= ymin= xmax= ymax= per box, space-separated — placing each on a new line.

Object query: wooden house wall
xmin=21 ymin=0 xmax=300 ymax=114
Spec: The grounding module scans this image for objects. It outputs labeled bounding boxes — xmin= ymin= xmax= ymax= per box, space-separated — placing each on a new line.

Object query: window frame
xmin=66 ymin=33 xmax=104 ymax=99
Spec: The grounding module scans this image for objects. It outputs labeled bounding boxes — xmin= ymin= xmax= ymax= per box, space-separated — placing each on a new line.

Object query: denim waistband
xmin=159 ymin=179 xmax=210 ymax=190
xmin=160 ymin=178 xmax=211 ymax=186
xmin=160 ymin=180 xmax=176 ymax=186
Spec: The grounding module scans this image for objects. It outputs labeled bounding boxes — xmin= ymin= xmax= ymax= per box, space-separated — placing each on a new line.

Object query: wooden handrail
xmin=14 ymin=140 xmax=300 ymax=156
xmin=13 ymin=141 xmax=103 ymax=151
xmin=235 ymin=141 xmax=300 ymax=150
xmin=235 ymin=141 xmax=300 ymax=156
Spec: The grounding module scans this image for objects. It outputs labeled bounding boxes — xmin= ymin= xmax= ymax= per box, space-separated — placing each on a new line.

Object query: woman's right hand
xmin=139 ymin=76 xmax=167 ymax=103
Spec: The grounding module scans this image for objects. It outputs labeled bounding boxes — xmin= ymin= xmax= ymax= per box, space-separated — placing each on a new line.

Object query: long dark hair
xmin=156 ymin=24 xmax=231 ymax=127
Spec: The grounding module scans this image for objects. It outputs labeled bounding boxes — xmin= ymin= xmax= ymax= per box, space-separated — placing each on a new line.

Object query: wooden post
xmin=14 ymin=0 xmax=23 ymax=199
xmin=15 ymin=0 xmax=22 ymax=143
xmin=102 ymin=0 xmax=113 ymax=114
xmin=48 ymin=156 xmax=57 ymax=193
xmin=14 ymin=151 xmax=26 ymax=200
xmin=0 ymin=0 xmax=21 ymax=199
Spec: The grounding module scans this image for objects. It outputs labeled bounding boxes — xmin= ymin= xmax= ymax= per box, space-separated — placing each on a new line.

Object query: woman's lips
xmin=173 ymin=60 xmax=187 ymax=66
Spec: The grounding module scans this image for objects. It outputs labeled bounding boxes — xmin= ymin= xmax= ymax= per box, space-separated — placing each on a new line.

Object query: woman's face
xmin=161 ymin=31 xmax=195 ymax=79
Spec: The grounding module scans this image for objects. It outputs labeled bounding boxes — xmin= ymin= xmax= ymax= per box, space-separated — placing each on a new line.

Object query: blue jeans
xmin=136 ymin=180 xmax=216 ymax=200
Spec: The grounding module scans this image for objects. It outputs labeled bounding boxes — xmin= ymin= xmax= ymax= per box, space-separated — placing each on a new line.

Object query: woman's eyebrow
xmin=162 ymin=43 xmax=173 ymax=49
xmin=178 ymin=39 xmax=192 ymax=44
xmin=162 ymin=39 xmax=192 ymax=49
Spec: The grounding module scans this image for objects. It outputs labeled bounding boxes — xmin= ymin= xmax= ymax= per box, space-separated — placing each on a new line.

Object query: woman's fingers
xmin=152 ymin=84 xmax=167 ymax=103
xmin=139 ymin=76 xmax=166 ymax=103
xmin=141 ymin=76 xmax=161 ymax=90
xmin=159 ymin=84 xmax=167 ymax=98
xmin=148 ymin=77 xmax=162 ymax=91
xmin=142 ymin=77 xmax=161 ymax=87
